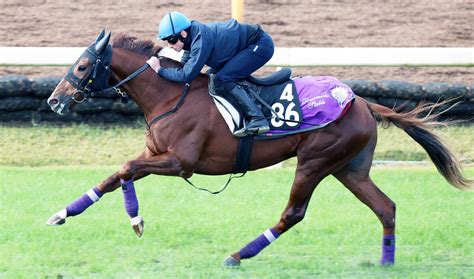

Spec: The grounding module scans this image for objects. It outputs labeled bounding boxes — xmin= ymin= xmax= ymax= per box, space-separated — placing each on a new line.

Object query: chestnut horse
xmin=46 ymin=31 xmax=472 ymax=266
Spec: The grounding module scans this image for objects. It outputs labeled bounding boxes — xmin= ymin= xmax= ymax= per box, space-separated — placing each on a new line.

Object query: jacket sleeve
xmin=158 ymin=32 xmax=211 ymax=83
xmin=180 ymin=50 xmax=190 ymax=64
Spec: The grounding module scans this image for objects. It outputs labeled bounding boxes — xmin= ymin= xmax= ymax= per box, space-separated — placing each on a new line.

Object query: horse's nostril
xmin=48 ymin=98 xmax=59 ymax=106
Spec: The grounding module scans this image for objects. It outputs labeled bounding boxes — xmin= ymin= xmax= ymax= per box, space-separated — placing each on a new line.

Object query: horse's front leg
xmin=46 ymin=151 xmax=149 ymax=229
xmin=116 ymin=152 xmax=186 ymax=236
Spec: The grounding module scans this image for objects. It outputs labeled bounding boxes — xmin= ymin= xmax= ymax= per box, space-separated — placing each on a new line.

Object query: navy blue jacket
xmin=158 ymin=19 xmax=262 ymax=83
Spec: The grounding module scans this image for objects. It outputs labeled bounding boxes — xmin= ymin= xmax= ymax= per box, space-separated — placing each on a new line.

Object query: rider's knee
xmin=213 ymin=78 xmax=235 ymax=91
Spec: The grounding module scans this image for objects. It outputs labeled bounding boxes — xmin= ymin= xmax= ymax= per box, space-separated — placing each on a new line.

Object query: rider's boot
xmin=227 ymin=85 xmax=270 ymax=135
xmin=213 ymin=79 xmax=270 ymax=137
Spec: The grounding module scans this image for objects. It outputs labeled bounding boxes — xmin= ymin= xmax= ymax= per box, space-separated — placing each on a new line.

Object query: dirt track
xmin=0 ymin=0 xmax=472 ymax=83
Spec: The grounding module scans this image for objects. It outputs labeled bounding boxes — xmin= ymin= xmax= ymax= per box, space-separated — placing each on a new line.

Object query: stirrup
xmin=247 ymin=125 xmax=270 ymax=134
xmin=233 ymin=122 xmax=270 ymax=137
xmin=246 ymin=118 xmax=270 ymax=134
xmin=233 ymin=127 xmax=251 ymax=137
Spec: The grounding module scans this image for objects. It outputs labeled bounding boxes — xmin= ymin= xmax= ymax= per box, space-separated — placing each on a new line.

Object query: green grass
xmin=0 ymin=123 xmax=146 ymax=167
xmin=0 ymin=167 xmax=473 ymax=278
xmin=0 ymin=123 xmax=472 ymax=277
xmin=0 ymin=123 xmax=473 ymax=167
xmin=375 ymin=124 xmax=473 ymax=163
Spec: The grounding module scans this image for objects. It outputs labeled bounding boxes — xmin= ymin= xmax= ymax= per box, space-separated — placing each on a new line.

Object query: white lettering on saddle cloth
xmin=270 ymin=83 xmax=301 ymax=128
xmin=208 ymin=80 xmax=303 ymax=134
xmin=301 ymin=93 xmax=330 ymax=109
xmin=209 ymin=76 xmax=354 ymax=137
xmin=264 ymin=76 xmax=355 ymax=136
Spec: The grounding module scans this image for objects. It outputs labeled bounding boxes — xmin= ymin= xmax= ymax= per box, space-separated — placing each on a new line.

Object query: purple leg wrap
xmin=380 ymin=234 xmax=396 ymax=265
xmin=66 ymin=187 xmax=103 ymax=216
xmin=121 ymin=178 xmax=139 ymax=218
xmin=240 ymin=228 xmax=280 ymax=259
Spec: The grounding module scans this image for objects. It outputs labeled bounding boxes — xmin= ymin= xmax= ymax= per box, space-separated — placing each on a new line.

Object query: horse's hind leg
xmin=222 ymin=127 xmax=356 ymax=266
xmin=223 ymin=166 xmax=324 ymax=267
xmin=333 ymin=136 xmax=396 ymax=265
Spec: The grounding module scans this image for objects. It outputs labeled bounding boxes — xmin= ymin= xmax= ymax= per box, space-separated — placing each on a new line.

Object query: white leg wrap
xmin=263 ymin=229 xmax=277 ymax=243
xmin=86 ymin=189 xmax=100 ymax=202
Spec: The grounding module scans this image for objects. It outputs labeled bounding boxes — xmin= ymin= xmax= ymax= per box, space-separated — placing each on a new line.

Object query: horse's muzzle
xmin=47 ymin=95 xmax=73 ymax=115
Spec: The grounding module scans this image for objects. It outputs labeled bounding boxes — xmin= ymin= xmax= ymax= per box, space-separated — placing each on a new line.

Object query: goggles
xmin=164 ymin=34 xmax=180 ymax=45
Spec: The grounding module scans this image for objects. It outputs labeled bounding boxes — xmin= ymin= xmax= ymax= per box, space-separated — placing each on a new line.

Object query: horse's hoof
xmin=222 ymin=255 xmax=240 ymax=267
xmin=131 ymin=216 xmax=144 ymax=237
xmin=46 ymin=209 xmax=67 ymax=226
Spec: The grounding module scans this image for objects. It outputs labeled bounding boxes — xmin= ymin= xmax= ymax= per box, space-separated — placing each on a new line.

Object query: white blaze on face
xmin=47 ymin=79 xmax=77 ymax=114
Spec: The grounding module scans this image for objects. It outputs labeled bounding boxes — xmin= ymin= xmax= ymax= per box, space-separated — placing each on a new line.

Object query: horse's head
xmin=48 ymin=29 xmax=113 ymax=114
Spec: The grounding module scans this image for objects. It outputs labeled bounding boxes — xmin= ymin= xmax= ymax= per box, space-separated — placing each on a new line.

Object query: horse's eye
xmin=78 ymin=65 xmax=87 ymax=72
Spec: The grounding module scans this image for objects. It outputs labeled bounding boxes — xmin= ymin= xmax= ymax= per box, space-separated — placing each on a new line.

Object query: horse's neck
xmin=110 ymin=49 xmax=182 ymax=119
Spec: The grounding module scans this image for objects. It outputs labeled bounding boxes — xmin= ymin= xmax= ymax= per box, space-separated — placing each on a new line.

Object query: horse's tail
xmin=366 ymin=99 xmax=472 ymax=190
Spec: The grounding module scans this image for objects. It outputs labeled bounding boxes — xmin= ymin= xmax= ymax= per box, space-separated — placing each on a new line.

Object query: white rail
xmin=0 ymin=47 xmax=472 ymax=66
xmin=271 ymin=47 xmax=473 ymax=66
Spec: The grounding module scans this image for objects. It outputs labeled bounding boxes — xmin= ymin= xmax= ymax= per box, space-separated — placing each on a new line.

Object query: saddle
xmin=208 ymin=70 xmax=355 ymax=174
xmin=246 ymin=67 xmax=292 ymax=86
xmin=209 ymin=70 xmax=355 ymax=139
xmin=209 ymin=68 xmax=303 ymax=136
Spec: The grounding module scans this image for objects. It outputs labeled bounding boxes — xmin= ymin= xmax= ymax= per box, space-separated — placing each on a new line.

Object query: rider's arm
xmin=180 ymin=50 xmax=190 ymax=64
xmin=158 ymin=32 xmax=211 ymax=83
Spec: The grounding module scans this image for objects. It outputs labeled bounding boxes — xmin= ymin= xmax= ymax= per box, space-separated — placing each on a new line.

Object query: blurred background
xmin=1 ymin=0 xmax=472 ymax=81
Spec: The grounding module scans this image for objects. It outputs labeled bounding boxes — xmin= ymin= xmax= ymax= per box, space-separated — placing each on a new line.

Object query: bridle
xmin=63 ymin=31 xmax=191 ymax=129
xmin=64 ymin=43 xmax=149 ymax=104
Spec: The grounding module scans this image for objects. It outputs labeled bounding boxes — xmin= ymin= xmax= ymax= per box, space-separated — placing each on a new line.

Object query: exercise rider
xmin=147 ymin=11 xmax=274 ymax=136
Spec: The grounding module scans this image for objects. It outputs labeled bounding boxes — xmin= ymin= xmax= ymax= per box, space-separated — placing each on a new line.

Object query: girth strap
xmin=234 ymin=135 xmax=254 ymax=174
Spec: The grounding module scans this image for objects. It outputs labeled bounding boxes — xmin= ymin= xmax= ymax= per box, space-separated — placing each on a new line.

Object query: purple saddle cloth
xmin=259 ymin=76 xmax=355 ymax=139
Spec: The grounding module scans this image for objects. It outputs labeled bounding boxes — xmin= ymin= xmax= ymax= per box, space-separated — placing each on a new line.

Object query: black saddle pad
xmin=256 ymin=80 xmax=302 ymax=130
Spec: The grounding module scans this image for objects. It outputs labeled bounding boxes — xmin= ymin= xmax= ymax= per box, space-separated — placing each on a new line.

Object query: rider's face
xmin=168 ymin=38 xmax=184 ymax=52
xmin=167 ymin=30 xmax=187 ymax=52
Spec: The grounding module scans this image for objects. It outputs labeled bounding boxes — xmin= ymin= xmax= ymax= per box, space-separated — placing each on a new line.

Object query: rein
xmin=70 ymin=50 xmax=191 ymax=128
xmin=72 ymin=62 xmax=150 ymax=104
xmin=249 ymin=90 xmax=324 ymax=127
xmin=67 ymin=43 xmax=240 ymax=195
xmin=140 ymin=82 xmax=242 ymax=194
xmin=103 ymin=63 xmax=151 ymax=102
xmin=182 ymin=173 xmax=245 ymax=195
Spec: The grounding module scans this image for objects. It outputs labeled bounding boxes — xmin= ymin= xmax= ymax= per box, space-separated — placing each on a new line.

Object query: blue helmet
xmin=158 ymin=12 xmax=191 ymax=40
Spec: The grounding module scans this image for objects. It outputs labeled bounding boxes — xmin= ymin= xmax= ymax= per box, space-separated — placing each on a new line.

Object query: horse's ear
xmin=95 ymin=31 xmax=111 ymax=54
xmin=95 ymin=29 xmax=106 ymax=43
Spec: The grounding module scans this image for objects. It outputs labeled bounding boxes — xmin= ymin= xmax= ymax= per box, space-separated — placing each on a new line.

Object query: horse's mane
xmin=112 ymin=33 xmax=160 ymax=56
xmin=112 ymin=33 xmax=184 ymax=68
